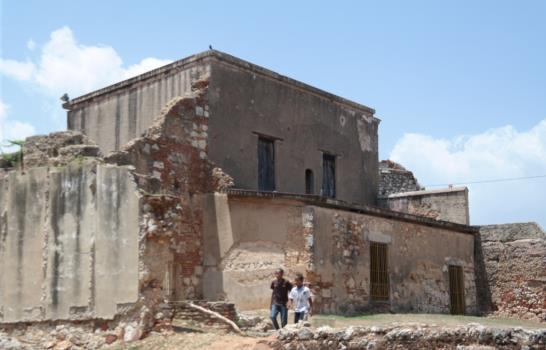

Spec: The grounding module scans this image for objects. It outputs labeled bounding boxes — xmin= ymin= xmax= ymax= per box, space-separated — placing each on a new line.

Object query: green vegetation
xmin=0 ymin=140 xmax=24 ymax=169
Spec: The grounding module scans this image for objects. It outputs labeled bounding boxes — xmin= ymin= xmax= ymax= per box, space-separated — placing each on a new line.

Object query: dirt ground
xmin=104 ymin=312 xmax=544 ymax=349
xmin=106 ymin=326 xmax=276 ymax=350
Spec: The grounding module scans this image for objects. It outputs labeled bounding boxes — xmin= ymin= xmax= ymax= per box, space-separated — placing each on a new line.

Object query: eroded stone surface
xmin=479 ymin=223 xmax=546 ymax=322
xmin=275 ymin=323 xmax=546 ymax=350
xmin=23 ymin=131 xmax=101 ymax=168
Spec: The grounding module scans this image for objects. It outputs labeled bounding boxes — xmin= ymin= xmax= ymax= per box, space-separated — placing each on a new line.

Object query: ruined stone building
xmin=0 ymin=50 xmax=543 ymax=328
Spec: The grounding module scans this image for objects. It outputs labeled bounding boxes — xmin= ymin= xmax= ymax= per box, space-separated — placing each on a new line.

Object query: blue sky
xmin=1 ymin=1 xmax=545 ymax=226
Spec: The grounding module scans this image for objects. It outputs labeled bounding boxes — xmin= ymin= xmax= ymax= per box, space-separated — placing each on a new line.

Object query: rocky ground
xmin=1 ymin=313 xmax=544 ymax=349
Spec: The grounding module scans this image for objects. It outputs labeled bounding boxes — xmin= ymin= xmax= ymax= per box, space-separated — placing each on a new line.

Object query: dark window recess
xmin=322 ymin=153 xmax=336 ymax=198
xmin=370 ymin=242 xmax=389 ymax=301
xmin=305 ymin=169 xmax=314 ymax=194
xmin=258 ymin=137 xmax=275 ymax=191
xmin=449 ymin=265 xmax=465 ymax=315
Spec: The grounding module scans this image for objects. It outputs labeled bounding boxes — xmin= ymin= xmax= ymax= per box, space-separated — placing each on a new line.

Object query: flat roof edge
xmin=387 ymin=186 xmax=468 ymax=199
xmin=224 ymin=189 xmax=478 ymax=235
xmin=65 ymin=50 xmax=377 ymax=117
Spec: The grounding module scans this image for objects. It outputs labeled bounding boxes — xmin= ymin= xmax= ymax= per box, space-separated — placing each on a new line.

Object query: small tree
xmin=1 ymin=140 xmax=24 ymax=170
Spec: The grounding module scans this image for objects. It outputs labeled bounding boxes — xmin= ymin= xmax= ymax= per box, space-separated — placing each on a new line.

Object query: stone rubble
xmin=22 ymin=131 xmax=101 ymax=168
xmin=378 ymin=160 xmax=422 ymax=198
xmin=275 ymin=323 xmax=546 ymax=350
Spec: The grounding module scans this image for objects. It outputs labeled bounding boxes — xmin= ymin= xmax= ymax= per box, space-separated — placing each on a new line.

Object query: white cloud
xmin=27 ymin=39 xmax=36 ymax=51
xmin=1 ymin=26 xmax=172 ymax=98
xmin=390 ymin=119 xmax=546 ymax=226
xmin=0 ymin=58 xmax=35 ymax=80
xmin=0 ymin=100 xmax=36 ymax=151
xmin=122 ymin=57 xmax=173 ymax=80
xmin=0 ymin=26 xmax=171 ymax=143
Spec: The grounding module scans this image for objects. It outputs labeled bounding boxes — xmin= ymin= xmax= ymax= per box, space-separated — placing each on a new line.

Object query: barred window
xmin=449 ymin=265 xmax=465 ymax=314
xmin=370 ymin=242 xmax=389 ymax=300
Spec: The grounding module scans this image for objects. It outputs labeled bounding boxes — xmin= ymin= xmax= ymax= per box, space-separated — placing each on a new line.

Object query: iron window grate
xmin=370 ymin=242 xmax=389 ymax=300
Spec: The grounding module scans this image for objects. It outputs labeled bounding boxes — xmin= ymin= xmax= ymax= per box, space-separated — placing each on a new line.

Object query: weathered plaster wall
xmin=202 ymin=194 xmax=310 ymax=310
xmin=207 ymin=61 xmax=379 ymax=205
xmin=0 ymin=162 xmax=139 ymax=323
xmin=67 ymin=51 xmax=379 ymax=206
xmin=311 ymin=207 xmax=477 ymax=315
xmin=202 ymin=194 xmax=477 ymax=315
xmin=67 ymin=61 xmax=211 ymax=153
xmin=478 ymin=223 xmax=546 ymax=322
xmin=383 ymin=187 xmax=470 ymax=225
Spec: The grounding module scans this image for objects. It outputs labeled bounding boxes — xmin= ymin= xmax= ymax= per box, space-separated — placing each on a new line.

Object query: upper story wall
xmin=67 ymin=56 xmax=212 ymax=153
xmin=66 ymin=51 xmax=379 ymax=206
xmin=207 ymin=59 xmax=379 ymax=206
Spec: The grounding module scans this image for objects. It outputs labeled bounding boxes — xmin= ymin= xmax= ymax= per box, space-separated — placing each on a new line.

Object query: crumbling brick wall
xmin=104 ymin=80 xmax=235 ymax=306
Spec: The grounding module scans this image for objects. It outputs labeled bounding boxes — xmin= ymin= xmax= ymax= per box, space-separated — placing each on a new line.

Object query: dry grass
xmin=311 ymin=313 xmax=546 ymax=329
xmin=244 ymin=308 xmax=545 ymax=329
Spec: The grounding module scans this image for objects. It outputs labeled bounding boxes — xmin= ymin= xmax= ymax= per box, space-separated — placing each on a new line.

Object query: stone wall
xmin=201 ymin=193 xmax=310 ymax=310
xmin=67 ymin=50 xmax=380 ymax=206
xmin=172 ymin=301 xmax=237 ymax=331
xmin=101 ymin=81 xmax=237 ymax=321
xmin=22 ymin=131 xmax=101 ymax=168
xmin=207 ymin=57 xmax=379 ymax=205
xmin=383 ymin=187 xmax=470 ymax=225
xmin=67 ymin=59 xmax=211 ymax=153
xmin=0 ymin=81 xmax=221 ymax=331
xmin=0 ymin=162 xmax=139 ymax=323
xmin=478 ymin=223 xmax=546 ymax=322
xmin=311 ymin=206 xmax=477 ymax=315
xmin=203 ymin=192 xmax=478 ymax=316
xmin=378 ymin=160 xmax=421 ymax=198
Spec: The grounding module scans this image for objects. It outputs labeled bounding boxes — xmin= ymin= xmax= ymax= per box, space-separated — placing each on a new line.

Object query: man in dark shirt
xmin=270 ymin=268 xmax=293 ymax=329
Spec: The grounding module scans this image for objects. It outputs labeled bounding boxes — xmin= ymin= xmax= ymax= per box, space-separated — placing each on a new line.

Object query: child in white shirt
xmin=288 ymin=273 xmax=313 ymax=323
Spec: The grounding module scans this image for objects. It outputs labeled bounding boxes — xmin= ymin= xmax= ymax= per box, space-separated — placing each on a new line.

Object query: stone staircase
xmin=169 ymin=301 xmax=238 ymax=331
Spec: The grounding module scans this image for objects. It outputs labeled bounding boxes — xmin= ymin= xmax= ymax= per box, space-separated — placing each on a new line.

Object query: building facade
xmin=0 ymin=51 xmax=485 ymax=326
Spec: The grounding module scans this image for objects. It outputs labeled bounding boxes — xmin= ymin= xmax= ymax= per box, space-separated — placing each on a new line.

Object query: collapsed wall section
xmin=0 ymin=162 xmax=139 ymax=323
xmin=105 ymin=82 xmax=223 ymax=305
xmin=378 ymin=160 xmax=421 ymax=198
xmin=0 ymin=80 xmax=223 ymax=332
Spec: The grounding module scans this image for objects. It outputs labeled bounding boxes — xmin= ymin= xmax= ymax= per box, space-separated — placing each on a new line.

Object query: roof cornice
xmin=65 ymin=50 xmax=378 ymax=120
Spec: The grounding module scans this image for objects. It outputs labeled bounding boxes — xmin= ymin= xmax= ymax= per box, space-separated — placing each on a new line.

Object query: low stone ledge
xmin=275 ymin=323 xmax=546 ymax=350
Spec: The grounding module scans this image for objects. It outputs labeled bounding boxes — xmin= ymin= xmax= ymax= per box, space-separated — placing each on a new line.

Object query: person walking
xmin=270 ymin=268 xmax=292 ymax=329
xmin=288 ymin=273 xmax=313 ymax=324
